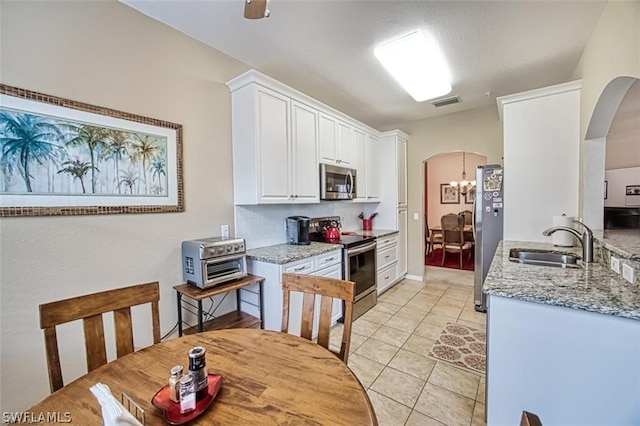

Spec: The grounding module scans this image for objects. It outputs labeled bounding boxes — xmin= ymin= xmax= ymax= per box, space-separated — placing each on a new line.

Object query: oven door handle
xmin=347 ymin=242 xmax=376 ymax=256
xmin=206 ymin=253 xmax=246 ymax=263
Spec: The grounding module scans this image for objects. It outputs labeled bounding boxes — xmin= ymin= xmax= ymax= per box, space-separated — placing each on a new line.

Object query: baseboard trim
xmin=405 ymin=274 xmax=422 ymax=281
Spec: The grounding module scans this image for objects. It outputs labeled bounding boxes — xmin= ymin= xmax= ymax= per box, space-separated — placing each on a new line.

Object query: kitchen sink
xmin=509 ymin=248 xmax=582 ymax=269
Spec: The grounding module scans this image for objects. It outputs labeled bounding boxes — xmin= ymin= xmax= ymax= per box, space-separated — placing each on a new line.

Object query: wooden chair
xmin=39 ymin=281 xmax=161 ymax=393
xmin=441 ymin=213 xmax=473 ymax=269
xmin=429 ymin=228 xmax=443 ymax=258
xmin=459 ymin=209 xmax=473 ymax=226
xmin=281 ymin=273 xmax=355 ymax=364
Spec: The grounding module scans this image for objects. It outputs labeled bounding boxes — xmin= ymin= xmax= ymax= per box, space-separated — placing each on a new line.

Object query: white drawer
xmin=315 ymin=249 xmax=342 ymax=270
xmin=377 ymin=234 xmax=398 ymax=250
xmin=377 ymin=263 xmax=398 ymax=293
xmin=283 ymin=258 xmax=314 ymax=275
xmin=377 ymin=244 xmax=398 ymax=270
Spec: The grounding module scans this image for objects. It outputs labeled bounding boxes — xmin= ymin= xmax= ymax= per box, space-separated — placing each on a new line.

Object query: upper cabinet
xmin=397 ymin=135 xmax=408 ymax=208
xmin=319 ymin=113 xmax=354 ymax=166
xmin=226 ymin=70 xmax=401 ymax=206
xmin=353 ymin=129 xmax=380 ymax=203
xmin=227 ymin=79 xmax=318 ymax=204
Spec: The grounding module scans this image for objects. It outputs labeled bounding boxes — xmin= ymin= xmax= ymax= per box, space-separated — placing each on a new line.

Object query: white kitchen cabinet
xmin=397 ymin=135 xmax=408 ymax=208
xmin=376 ymin=130 xmax=409 ymax=283
xmin=247 ymin=249 xmax=343 ymax=335
xmin=353 ymin=130 xmax=381 ymax=203
xmin=319 ymin=113 xmax=354 ymax=167
xmin=227 ymin=75 xmax=318 ymax=205
xmin=397 ymin=208 xmax=408 ymax=277
xmin=376 ymin=232 xmax=400 ymax=294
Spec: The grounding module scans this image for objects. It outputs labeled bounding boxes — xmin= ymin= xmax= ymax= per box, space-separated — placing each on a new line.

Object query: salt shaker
xmin=179 ymin=374 xmax=196 ymax=414
xmin=168 ymin=365 xmax=183 ymax=403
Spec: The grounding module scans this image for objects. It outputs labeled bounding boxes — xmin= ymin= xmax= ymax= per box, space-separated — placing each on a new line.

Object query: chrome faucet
xmin=542 ymin=219 xmax=594 ymax=263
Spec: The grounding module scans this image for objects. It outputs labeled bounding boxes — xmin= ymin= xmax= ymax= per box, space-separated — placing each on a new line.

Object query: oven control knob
xmin=217 ymin=247 xmax=225 ymax=254
xmin=234 ymin=244 xmax=240 ymax=251
xmin=226 ymin=246 xmax=233 ymax=252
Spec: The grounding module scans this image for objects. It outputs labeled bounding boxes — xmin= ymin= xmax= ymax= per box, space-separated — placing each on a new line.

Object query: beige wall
xmin=0 ymin=1 xmax=248 ymax=411
xmin=426 ymin=152 xmax=486 ymax=230
xmin=383 ymin=105 xmax=503 ymax=277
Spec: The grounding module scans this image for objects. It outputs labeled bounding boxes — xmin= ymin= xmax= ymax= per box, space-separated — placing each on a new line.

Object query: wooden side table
xmin=173 ymin=274 xmax=265 ymax=336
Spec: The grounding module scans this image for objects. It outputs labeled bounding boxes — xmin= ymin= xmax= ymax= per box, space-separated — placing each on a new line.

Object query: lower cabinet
xmin=247 ymin=249 xmax=343 ymax=336
xmin=376 ymin=232 xmax=400 ymax=294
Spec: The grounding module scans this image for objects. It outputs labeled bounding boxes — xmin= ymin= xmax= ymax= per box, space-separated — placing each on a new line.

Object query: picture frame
xmin=440 ymin=183 xmax=459 ymax=204
xmin=464 ymin=189 xmax=475 ymax=204
xmin=0 ymin=84 xmax=184 ymax=217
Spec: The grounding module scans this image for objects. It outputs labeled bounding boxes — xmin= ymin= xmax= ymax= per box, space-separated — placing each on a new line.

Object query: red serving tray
xmin=151 ymin=374 xmax=222 ymax=425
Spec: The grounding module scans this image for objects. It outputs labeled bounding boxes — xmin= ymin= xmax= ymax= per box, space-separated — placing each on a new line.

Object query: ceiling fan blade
xmin=244 ymin=0 xmax=268 ymax=19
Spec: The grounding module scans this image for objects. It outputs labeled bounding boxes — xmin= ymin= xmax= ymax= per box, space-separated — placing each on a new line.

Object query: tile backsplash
xmin=234 ymin=203 xmax=376 ymax=249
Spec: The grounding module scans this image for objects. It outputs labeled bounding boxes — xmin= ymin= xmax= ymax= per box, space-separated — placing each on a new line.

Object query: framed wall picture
xmin=465 ymin=189 xmax=475 ymax=204
xmin=440 ymin=184 xmax=459 ymax=204
xmin=0 ymin=84 xmax=184 ymax=217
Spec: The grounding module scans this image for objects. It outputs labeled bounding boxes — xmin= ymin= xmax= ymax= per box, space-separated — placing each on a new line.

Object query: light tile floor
xmin=330 ymin=266 xmax=487 ymax=426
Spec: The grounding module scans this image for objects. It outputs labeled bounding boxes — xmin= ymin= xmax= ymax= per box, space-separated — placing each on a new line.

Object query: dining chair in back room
xmin=281 ymin=273 xmax=355 ymax=364
xmin=39 ymin=281 xmax=161 ymax=392
xmin=441 ymin=213 xmax=473 ymax=269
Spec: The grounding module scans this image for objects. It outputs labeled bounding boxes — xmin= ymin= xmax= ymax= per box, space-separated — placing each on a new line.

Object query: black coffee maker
xmin=286 ymin=216 xmax=310 ymax=245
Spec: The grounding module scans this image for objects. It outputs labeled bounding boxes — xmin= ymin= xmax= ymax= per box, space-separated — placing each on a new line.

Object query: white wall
xmin=572 ymin=1 xmax=640 ymax=227
xmin=605 ymin=167 xmax=640 ymax=207
xmin=499 ymin=82 xmax=581 ymax=242
xmin=0 ymin=1 xmax=249 ymax=412
xmin=381 ymin=105 xmax=503 ymax=277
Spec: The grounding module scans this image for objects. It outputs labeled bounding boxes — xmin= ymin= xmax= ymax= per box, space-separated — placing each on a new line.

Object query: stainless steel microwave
xmin=320 ymin=163 xmax=357 ymax=200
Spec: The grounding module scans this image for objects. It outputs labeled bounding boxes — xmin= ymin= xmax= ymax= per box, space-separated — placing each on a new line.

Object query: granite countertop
xmin=246 ymin=241 xmax=342 ymax=264
xmin=592 ymin=229 xmax=640 ymax=260
xmin=484 ymin=240 xmax=640 ymax=321
xmin=344 ymin=229 xmax=399 ymax=238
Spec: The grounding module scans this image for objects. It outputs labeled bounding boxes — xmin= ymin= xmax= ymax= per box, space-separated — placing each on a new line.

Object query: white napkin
xmin=90 ymin=383 xmax=143 ymax=426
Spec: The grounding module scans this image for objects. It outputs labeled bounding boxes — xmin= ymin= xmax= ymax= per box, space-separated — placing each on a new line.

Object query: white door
xmin=352 ymin=128 xmax=367 ymax=202
xmin=318 ymin=113 xmax=337 ymax=164
xmin=257 ymin=87 xmax=291 ymax=203
xmin=397 ymin=136 xmax=407 ymax=207
xmin=368 ymin=134 xmax=380 ymax=201
xmin=291 ymin=101 xmax=319 ymax=203
xmin=337 ymin=121 xmax=354 ymax=166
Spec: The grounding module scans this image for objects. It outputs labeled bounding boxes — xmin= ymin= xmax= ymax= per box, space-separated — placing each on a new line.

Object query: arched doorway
xmin=582 ymin=76 xmax=640 ymax=228
xmin=423 ymin=151 xmax=487 ymax=269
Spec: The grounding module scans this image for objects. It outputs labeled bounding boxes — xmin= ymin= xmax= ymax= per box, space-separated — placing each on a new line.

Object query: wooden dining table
xmin=28 ymin=329 xmax=377 ymax=425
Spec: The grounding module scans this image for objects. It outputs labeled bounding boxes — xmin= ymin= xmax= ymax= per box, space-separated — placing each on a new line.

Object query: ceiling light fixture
xmin=449 ymin=152 xmax=476 ymax=196
xmin=374 ymin=30 xmax=452 ymax=102
xmin=244 ymin=0 xmax=269 ymax=19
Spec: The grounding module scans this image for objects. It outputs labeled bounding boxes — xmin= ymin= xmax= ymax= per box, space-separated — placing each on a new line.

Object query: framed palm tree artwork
xmin=0 ymin=84 xmax=183 ymax=216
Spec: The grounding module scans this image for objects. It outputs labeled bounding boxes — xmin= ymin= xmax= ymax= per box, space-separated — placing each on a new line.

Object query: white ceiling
xmin=121 ymin=0 xmax=606 ymax=130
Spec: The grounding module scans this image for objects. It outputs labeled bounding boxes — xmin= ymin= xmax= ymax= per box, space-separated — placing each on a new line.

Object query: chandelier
xmin=449 ymin=152 xmax=476 ymax=196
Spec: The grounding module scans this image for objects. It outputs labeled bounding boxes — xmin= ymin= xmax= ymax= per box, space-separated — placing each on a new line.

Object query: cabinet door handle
xmin=385 ymin=255 xmax=390 ymax=259
xmin=384 ymin=276 xmax=390 ymax=280
xmin=294 ymin=265 xmax=307 ymax=271
xmin=324 ymin=257 xmax=336 ymax=262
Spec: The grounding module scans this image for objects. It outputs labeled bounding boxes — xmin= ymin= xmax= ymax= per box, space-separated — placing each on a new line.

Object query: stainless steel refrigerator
xmin=474 ymin=165 xmax=504 ymax=312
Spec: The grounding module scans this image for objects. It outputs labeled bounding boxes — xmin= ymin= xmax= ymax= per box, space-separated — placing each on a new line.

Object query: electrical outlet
xmin=413 ymin=212 xmax=419 ymax=221
xmin=622 ymin=264 xmax=635 ymax=284
xmin=610 ymin=256 xmax=621 ymax=274
xmin=221 ymin=224 xmax=229 ymax=238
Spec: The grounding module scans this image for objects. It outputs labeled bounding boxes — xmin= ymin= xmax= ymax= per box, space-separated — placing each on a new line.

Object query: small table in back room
xmin=173 ymin=274 xmax=265 ymax=336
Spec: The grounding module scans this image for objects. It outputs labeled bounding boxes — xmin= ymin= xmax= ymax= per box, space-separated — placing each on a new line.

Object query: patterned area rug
xmin=429 ymin=323 xmax=486 ymax=374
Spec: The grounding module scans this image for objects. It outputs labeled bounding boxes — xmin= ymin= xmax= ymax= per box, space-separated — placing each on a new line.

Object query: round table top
xmin=29 ymin=328 xmax=377 ymax=425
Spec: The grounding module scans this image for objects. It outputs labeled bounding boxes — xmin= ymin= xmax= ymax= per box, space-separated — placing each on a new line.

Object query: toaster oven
xmin=182 ymin=237 xmax=247 ymax=289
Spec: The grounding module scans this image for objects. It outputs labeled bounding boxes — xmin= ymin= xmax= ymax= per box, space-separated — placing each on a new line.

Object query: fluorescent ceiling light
xmin=374 ymin=30 xmax=452 ymax=102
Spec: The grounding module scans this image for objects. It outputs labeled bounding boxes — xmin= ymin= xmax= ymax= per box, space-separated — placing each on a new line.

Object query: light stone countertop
xmin=246 ymin=241 xmax=342 ymax=265
xmin=592 ymin=229 xmax=640 ymax=260
xmin=343 ymin=229 xmax=399 ymax=238
xmin=484 ymin=240 xmax=640 ymax=321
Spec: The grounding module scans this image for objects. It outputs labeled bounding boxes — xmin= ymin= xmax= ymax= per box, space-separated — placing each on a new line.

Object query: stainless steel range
xmin=182 ymin=237 xmax=247 ymax=289
xmin=309 ymin=216 xmax=377 ymax=320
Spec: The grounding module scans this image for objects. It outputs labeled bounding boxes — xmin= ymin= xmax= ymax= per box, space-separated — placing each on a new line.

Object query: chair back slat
xmin=281 ymin=273 xmax=355 ymax=364
xmin=43 ymin=327 xmax=63 ymax=392
xmin=83 ymin=315 xmax=108 ymax=372
xmin=39 ymin=281 xmax=161 ymax=393
xmin=300 ymin=292 xmax=316 ymax=340
xmin=114 ymin=307 xmax=135 ymax=358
